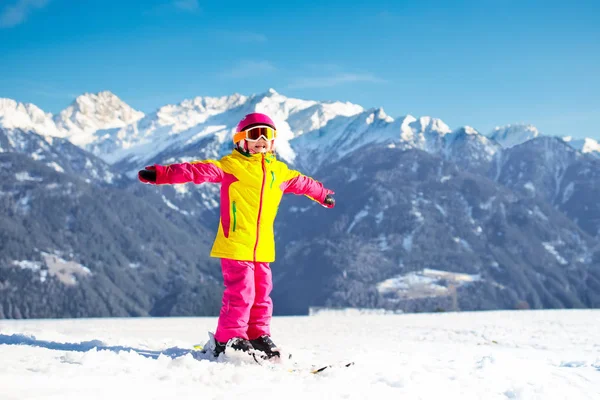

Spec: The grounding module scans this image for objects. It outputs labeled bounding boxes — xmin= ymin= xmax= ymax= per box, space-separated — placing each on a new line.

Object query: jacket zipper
xmin=253 ymin=154 xmax=267 ymax=261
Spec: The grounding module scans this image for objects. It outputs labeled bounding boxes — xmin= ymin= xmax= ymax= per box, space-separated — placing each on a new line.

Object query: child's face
xmin=248 ymin=138 xmax=274 ymax=154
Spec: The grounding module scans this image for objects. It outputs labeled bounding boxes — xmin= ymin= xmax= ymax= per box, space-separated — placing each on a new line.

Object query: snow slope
xmin=488 ymin=124 xmax=540 ymax=148
xmin=1 ymin=310 xmax=598 ymax=400
xmin=2 ymin=90 xmax=600 ymax=173
xmin=88 ymin=88 xmax=365 ymax=167
xmin=53 ymin=91 xmax=145 ymax=146
xmin=0 ymin=98 xmax=60 ymax=137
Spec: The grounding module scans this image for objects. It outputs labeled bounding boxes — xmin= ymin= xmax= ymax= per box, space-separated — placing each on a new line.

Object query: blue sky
xmin=0 ymin=0 xmax=599 ymax=138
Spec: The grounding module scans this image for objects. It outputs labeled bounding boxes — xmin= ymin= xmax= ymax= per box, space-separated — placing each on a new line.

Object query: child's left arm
xmin=281 ymin=169 xmax=335 ymax=208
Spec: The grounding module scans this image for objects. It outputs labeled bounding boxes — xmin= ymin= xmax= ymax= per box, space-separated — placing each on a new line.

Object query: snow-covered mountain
xmin=3 ymin=90 xmax=599 ymax=174
xmin=90 ymin=89 xmax=366 ymax=168
xmin=53 ymin=91 xmax=144 ymax=146
xmin=0 ymin=150 xmax=222 ymax=319
xmin=0 ymin=98 xmax=61 ymax=137
xmin=491 ymin=136 xmax=600 ymax=238
xmin=0 ymin=92 xmax=143 ymax=147
xmin=562 ymin=136 xmax=600 ymax=156
xmin=487 ymin=124 xmax=600 ymax=158
xmin=487 ymin=124 xmax=540 ymax=148
xmin=442 ymin=126 xmax=501 ymax=172
xmin=0 ymin=127 xmax=120 ymax=185
xmin=274 ymin=145 xmax=600 ymax=314
xmin=3 ymin=88 xmax=600 ymax=318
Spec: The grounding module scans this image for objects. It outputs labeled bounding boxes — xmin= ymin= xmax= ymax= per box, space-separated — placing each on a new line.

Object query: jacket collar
xmin=232 ymin=148 xmax=276 ymax=163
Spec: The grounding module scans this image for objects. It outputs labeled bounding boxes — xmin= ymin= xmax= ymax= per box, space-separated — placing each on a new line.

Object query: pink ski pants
xmin=214 ymin=258 xmax=273 ymax=343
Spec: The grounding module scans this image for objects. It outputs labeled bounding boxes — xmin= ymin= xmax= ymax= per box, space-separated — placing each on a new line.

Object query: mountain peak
xmin=488 ymin=123 xmax=540 ymax=148
xmin=562 ymin=136 xmax=600 ymax=155
xmin=0 ymin=98 xmax=59 ymax=136
xmin=461 ymin=126 xmax=479 ymax=135
xmin=367 ymin=107 xmax=393 ymax=123
xmin=69 ymin=91 xmax=134 ymax=111
xmin=54 ymin=91 xmax=144 ymax=146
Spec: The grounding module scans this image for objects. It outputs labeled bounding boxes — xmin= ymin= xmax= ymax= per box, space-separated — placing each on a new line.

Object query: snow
xmin=15 ymin=172 xmax=42 ymax=182
xmin=12 ymin=260 xmax=42 ymax=272
xmin=46 ymin=162 xmax=65 ymax=173
xmin=1 ymin=311 xmax=598 ymax=399
xmin=289 ymin=205 xmax=311 ymax=213
xmin=377 ymin=268 xmax=481 ymax=299
xmin=403 ymin=232 xmax=414 ymax=252
xmin=541 ymin=242 xmax=568 ymax=265
xmin=479 ymin=196 xmax=496 ymax=210
xmin=346 ymin=207 xmax=369 ymax=233
xmin=377 ymin=234 xmax=390 ymax=251
xmin=54 ymin=91 xmax=145 ymax=146
xmin=3 ymin=90 xmax=600 ymax=185
xmin=488 ymin=124 xmax=540 ymax=148
xmin=463 ymin=126 xmax=478 ymax=135
xmin=435 ymin=204 xmax=447 ymax=217
xmin=410 ymin=201 xmax=424 ymax=223
xmin=563 ymin=136 xmax=600 ymax=155
xmin=579 ymin=138 xmax=600 ymax=154
xmin=532 ymin=206 xmax=549 ymax=221
xmin=399 ymin=115 xmax=451 ymax=152
xmin=454 ymin=237 xmax=473 ymax=252
xmin=11 ymin=253 xmax=93 ymax=286
xmin=0 ymin=98 xmax=61 ymax=137
xmin=308 ymin=307 xmax=402 ymax=316
xmin=161 ymin=194 xmax=190 ymax=216
xmin=40 ymin=253 xmax=92 ymax=285
xmin=17 ymin=194 xmax=31 ymax=213
xmin=523 ymin=182 xmax=535 ymax=192
xmin=562 ymin=182 xmax=575 ymax=204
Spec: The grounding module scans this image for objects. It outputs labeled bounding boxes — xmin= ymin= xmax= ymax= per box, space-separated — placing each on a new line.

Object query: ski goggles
xmin=233 ymin=125 xmax=276 ymax=143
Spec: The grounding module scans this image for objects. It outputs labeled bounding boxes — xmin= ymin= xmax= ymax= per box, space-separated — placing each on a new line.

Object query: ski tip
xmin=310 ymin=361 xmax=354 ymax=374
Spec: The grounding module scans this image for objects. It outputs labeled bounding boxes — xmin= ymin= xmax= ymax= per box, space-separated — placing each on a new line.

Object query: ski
xmin=309 ymin=361 xmax=354 ymax=374
xmin=192 ymin=339 xmax=353 ymax=374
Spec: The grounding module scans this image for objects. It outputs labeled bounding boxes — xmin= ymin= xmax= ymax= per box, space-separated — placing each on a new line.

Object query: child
xmin=138 ymin=112 xmax=335 ymax=359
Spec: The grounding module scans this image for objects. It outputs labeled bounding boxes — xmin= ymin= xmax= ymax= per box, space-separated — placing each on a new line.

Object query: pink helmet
xmin=236 ymin=112 xmax=276 ymax=133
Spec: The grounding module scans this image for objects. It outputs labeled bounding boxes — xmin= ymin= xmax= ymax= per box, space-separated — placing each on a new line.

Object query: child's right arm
xmin=138 ymin=160 xmax=224 ymax=185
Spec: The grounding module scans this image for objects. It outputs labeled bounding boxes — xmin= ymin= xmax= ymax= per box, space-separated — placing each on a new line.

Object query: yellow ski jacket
xmin=147 ymin=149 xmax=333 ymax=262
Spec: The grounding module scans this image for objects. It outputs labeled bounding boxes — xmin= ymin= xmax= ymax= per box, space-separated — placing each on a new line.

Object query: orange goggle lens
xmin=234 ymin=126 xmax=276 ymax=142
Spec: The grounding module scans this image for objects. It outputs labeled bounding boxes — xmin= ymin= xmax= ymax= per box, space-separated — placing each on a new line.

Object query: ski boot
xmin=214 ymin=337 xmax=255 ymax=358
xmin=249 ymin=335 xmax=281 ymax=359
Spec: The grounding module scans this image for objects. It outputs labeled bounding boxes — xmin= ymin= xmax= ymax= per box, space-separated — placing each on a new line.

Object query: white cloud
xmin=173 ymin=0 xmax=200 ymax=12
xmin=0 ymin=0 xmax=50 ymax=28
xmin=287 ymin=73 xmax=387 ymax=89
xmin=219 ymin=61 xmax=277 ymax=79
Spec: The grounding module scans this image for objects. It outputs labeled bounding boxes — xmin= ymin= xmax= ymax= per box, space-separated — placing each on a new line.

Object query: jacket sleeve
xmin=280 ymin=166 xmax=333 ymax=205
xmin=154 ymin=160 xmax=224 ymax=185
